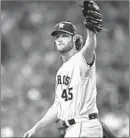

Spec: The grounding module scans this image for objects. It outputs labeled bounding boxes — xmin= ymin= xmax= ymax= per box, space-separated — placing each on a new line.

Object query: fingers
xmin=23 ymin=132 xmax=29 ymax=138
xmin=23 ymin=132 xmax=32 ymax=138
xmin=85 ymin=16 xmax=102 ymax=25
xmin=87 ymin=10 xmax=102 ymax=19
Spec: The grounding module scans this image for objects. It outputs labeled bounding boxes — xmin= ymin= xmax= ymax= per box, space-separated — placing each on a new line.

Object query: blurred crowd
xmin=1 ymin=1 xmax=129 ymax=137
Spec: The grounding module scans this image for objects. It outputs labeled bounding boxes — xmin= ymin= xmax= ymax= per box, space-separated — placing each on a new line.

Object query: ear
xmin=54 ymin=42 xmax=56 ymax=47
xmin=73 ymin=34 xmax=79 ymax=48
xmin=73 ymin=34 xmax=78 ymax=43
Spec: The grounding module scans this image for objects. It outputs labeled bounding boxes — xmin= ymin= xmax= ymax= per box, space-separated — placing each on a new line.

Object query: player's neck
xmin=61 ymin=48 xmax=77 ymax=63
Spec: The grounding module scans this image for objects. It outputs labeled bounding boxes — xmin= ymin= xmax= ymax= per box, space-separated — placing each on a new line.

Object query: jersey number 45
xmin=61 ymin=88 xmax=73 ymax=101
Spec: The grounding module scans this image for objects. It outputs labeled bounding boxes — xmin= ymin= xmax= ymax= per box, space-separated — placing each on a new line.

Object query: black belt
xmin=63 ymin=113 xmax=98 ymax=128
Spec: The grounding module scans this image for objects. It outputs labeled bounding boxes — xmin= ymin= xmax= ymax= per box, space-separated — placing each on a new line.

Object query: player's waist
xmin=63 ymin=113 xmax=98 ymax=128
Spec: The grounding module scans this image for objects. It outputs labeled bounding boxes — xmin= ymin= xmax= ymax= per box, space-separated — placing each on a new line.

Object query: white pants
xmin=65 ymin=119 xmax=103 ymax=137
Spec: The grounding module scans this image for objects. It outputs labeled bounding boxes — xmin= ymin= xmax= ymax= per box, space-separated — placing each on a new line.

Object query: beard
xmin=58 ymin=46 xmax=73 ymax=54
xmin=57 ymin=42 xmax=74 ymax=54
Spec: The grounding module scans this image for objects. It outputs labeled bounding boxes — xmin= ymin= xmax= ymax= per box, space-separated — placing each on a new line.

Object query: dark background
xmin=1 ymin=1 xmax=129 ymax=137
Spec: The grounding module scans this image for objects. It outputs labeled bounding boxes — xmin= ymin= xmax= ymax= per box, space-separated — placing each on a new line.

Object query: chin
xmin=58 ymin=49 xmax=67 ymax=54
xmin=57 ymin=47 xmax=66 ymax=53
xmin=57 ymin=45 xmax=73 ymax=53
xmin=59 ymin=48 xmax=71 ymax=54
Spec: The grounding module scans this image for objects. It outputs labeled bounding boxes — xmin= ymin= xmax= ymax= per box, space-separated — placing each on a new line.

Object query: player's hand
xmin=56 ymin=119 xmax=66 ymax=137
xmin=81 ymin=1 xmax=107 ymax=33
xmin=23 ymin=127 xmax=36 ymax=138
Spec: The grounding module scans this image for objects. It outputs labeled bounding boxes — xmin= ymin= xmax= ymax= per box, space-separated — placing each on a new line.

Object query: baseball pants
xmin=65 ymin=118 xmax=103 ymax=137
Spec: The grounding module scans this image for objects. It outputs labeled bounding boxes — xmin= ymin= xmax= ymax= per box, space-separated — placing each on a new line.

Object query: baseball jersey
xmin=55 ymin=51 xmax=98 ymax=121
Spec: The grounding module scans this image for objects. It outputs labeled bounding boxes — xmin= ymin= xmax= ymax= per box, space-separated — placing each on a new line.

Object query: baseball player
xmin=23 ymin=1 xmax=114 ymax=137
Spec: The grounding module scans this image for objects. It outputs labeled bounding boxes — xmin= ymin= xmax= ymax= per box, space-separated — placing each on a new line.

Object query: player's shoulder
xmin=71 ymin=51 xmax=84 ymax=62
xmin=77 ymin=51 xmax=96 ymax=68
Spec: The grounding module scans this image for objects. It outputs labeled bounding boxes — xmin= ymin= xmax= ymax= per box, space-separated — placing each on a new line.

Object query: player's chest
xmin=56 ymin=66 xmax=73 ymax=86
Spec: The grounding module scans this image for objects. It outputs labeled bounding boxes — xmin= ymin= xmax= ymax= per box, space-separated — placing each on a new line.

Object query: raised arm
xmin=80 ymin=29 xmax=96 ymax=65
xmin=79 ymin=1 xmax=105 ymax=65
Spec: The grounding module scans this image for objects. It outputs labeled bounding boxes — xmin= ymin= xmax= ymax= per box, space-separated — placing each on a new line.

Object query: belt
xmin=63 ymin=113 xmax=98 ymax=129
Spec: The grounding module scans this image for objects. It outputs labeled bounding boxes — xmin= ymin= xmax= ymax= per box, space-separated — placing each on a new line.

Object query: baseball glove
xmin=81 ymin=1 xmax=107 ymax=33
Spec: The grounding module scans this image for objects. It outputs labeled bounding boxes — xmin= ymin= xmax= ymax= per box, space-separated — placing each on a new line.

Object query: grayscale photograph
xmin=1 ymin=1 xmax=129 ymax=137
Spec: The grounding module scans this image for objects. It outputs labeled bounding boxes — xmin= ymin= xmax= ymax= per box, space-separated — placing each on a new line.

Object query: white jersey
xmin=55 ymin=52 xmax=98 ymax=121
